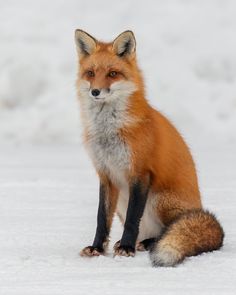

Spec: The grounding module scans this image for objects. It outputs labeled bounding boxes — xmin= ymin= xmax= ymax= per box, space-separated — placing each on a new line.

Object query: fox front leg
xmin=114 ymin=179 xmax=149 ymax=257
xmin=80 ymin=179 xmax=118 ymax=257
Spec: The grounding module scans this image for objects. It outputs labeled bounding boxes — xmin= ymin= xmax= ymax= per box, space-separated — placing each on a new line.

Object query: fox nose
xmin=91 ymin=89 xmax=100 ymax=97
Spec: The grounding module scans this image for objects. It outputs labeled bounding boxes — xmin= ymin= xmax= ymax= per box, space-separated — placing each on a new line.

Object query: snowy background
xmin=0 ymin=0 xmax=236 ymax=144
xmin=0 ymin=0 xmax=236 ymax=294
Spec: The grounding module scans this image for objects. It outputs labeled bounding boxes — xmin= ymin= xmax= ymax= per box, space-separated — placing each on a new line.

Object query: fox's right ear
xmin=74 ymin=29 xmax=97 ymax=57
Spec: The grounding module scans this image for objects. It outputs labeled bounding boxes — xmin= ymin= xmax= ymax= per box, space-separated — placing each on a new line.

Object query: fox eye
xmin=108 ymin=71 xmax=118 ymax=77
xmin=87 ymin=70 xmax=95 ymax=77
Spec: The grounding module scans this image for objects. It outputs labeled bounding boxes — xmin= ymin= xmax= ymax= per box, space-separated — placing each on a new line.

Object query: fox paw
xmin=114 ymin=245 xmax=135 ymax=257
xmin=136 ymin=242 xmax=147 ymax=251
xmin=113 ymin=240 xmax=121 ymax=251
xmin=80 ymin=246 xmax=104 ymax=257
xmin=136 ymin=238 xmax=156 ymax=251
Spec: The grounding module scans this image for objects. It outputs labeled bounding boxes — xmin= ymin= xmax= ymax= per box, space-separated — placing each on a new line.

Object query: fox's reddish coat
xmin=75 ymin=30 xmax=224 ymax=266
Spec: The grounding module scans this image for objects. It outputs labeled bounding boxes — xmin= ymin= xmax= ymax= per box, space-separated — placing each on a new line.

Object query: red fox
xmin=74 ymin=29 xmax=224 ymax=266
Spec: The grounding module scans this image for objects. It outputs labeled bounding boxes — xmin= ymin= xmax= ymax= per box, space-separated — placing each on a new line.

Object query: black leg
xmin=92 ymin=183 xmax=109 ymax=251
xmin=80 ymin=180 xmax=117 ymax=257
xmin=114 ymin=179 xmax=149 ymax=256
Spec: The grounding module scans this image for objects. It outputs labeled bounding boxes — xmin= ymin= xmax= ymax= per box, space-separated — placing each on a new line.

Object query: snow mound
xmin=0 ymin=0 xmax=236 ymax=144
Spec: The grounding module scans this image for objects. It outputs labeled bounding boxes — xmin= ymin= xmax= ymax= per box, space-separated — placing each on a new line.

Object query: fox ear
xmin=113 ymin=31 xmax=136 ymax=58
xmin=75 ymin=29 xmax=97 ymax=57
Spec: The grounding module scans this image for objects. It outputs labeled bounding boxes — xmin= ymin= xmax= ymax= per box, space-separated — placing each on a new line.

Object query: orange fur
xmin=75 ymin=30 xmax=224 ymax=265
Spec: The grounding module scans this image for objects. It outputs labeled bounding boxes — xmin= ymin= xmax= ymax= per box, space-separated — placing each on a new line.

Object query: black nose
xmin=91 ymin=89 xmax=100 ymax=97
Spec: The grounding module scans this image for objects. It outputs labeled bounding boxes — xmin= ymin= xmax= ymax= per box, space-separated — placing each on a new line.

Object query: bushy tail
xmin=149 ymin=209 xmax=224 ymax=267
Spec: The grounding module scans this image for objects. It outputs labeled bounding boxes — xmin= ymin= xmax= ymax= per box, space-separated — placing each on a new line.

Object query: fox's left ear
xmin=112 ymin=31 xmax=136 ymax=58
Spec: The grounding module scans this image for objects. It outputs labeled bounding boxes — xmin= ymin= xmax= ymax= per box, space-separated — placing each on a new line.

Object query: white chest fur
xmin=78 ymin=80 xmax=137 ymax=183
xmin=82 ymin=98 xmax=131 ymax=185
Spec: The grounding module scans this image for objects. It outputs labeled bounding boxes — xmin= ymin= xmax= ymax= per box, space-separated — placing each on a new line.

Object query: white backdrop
xmin=0 ymin=0 xmax=236 ymax=144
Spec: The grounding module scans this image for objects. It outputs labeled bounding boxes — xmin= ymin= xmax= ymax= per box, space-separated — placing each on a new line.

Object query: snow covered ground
xmin=0 ymin=143 xmax=236 ymax=295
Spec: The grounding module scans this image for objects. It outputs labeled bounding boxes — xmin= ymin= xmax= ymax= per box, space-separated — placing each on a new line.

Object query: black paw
xmin=114 ymin=245 xmax=135 ymax=257
xmin=137 ymin=238 xmax=156 ymax=251
xmin=113 ymin=240 xmax=121 ymax=251
xmin=80 ymin=246 xmax=104 ymax=257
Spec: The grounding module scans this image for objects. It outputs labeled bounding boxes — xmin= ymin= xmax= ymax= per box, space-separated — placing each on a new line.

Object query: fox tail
xmin=149 ymin=209 xmax=224 ymax=267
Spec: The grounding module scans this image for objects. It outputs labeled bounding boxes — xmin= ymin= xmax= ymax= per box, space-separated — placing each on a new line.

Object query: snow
xmin=0 ymin=0 xmax=236 ymax=144
xmin=0 ymin=143 xmax=236 ymax=294
xmin=1 ymin=0 xmax=236 ymax=294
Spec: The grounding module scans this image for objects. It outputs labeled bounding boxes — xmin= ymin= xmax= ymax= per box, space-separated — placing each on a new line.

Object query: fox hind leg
xmin=136 ymin=238 xmax=156 ymax=251
xmin=114 ymin=237 xmax=156 ymax=252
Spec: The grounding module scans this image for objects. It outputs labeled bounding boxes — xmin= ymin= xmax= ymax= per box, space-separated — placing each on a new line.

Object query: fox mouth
xmin=90 ymin=94 xmax=112 ymax=102
xmin=93 ymin=97 xmax=106 ymax=102
xmin=89 ymin=89 xmax=111 ymax=101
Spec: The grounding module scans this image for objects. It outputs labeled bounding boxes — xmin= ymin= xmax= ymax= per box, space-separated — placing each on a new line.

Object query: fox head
xmin=75 ymin=30 xmax=144 ymax=104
